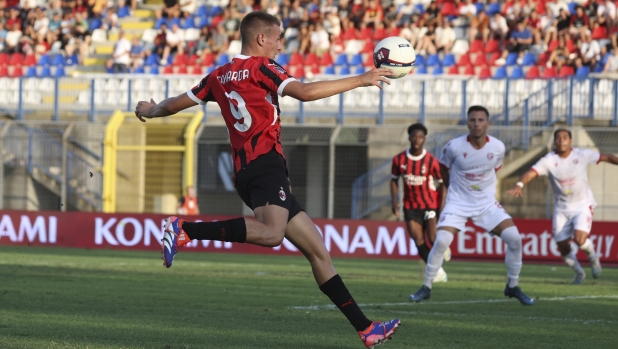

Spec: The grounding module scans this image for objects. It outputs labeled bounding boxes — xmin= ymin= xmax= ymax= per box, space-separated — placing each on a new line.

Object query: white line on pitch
xmin=384 ymin=310 xmax=614 ymax=325
xmin=288 ymin=295 xmax=618 ymax=310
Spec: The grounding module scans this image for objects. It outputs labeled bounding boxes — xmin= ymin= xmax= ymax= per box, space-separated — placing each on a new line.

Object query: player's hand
xmin=392 ymin=202 xmax=400 ymax=218
xmin=506 ymin=186 xmax=523 ymax=197
xmin=135 ymin=98 xmax=157 ymax=122
xmin=359 ymin=68 xmax=396 ymax=89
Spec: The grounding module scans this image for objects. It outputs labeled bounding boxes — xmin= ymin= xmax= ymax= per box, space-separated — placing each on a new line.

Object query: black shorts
xmin=235 ymin=150 xmax=305 ymax=222
xmin=404 ymin=208 xmax=437 ymax=226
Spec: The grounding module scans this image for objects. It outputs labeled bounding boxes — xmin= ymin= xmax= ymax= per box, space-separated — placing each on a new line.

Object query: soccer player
xmin=507 ymin=128 xmax=618 ymax=284
xmin=391 ymin=123 xmax=449 ymax=283
xmin=134 ymin=11 xmax=399 ymax=348
xmin=408 ymin=105 xmax=535 ymax=305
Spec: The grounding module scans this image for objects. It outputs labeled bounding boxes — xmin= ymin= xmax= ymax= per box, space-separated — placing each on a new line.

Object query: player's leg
xmin=553 ymin=211 xmax=586 ymax=283
xmin=572 ymin=208 xmax=601 ymax=278
xmin=404 ymin=210 xmax=430 ymax=263
xmin=284 ymin=204 xmax=399 ymax=346
xmin=426 ymin=211 xmax=451 ymax=263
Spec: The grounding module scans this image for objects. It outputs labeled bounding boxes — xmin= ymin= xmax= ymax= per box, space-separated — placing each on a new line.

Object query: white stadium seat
xmin=141 ymin=29 xmax=157 ymax=43
xmin=91 ymin=29 xmax=107 ymax=43
xmin=184 ymin=28 xmax=200 ymax=42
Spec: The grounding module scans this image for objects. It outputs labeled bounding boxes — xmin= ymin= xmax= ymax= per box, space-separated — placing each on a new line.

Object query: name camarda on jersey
xmin=216 ymin=69 xmax=251 ymax=84
xmin=392 ymin=149 xmax=442 ymax=210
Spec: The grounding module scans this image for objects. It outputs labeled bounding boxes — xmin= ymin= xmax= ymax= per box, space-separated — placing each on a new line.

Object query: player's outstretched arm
xmin=390 ymin=179 xmax=400 ymax=218
xmin=506 ymin=169 xmax=538 ymax=197
xmin=282 ymin=68 xmax=395 ymax=102
xmin=135 ymin=93 xmax=198 ymax=122
xmin=599 ymin=153 xmax=618 ymax=165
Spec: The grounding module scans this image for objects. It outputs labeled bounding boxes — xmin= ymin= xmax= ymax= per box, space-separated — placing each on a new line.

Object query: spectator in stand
xmin=7 ymin=7 xmax=22 ymax=30
xmin=88 ymin=0 xmax=107 ymax=19
xmin=210 ymin=22 xmax=228 ymax=55
xmin=555 ymin=8 xmax=571 ymax=36
xmin=236 ymin=0 xmax=253 ymax=16
xmin=435 ymin=19 xmax=455 ymax=53
xmin=470 ymin=9 xmax=489 ymax=43
xmin=266 ymin=0 xmax=279 ymax=18
xmin=48 ymin=0 xmax=62 ymax=20
xmin=129 ymin=36 xmax=144 ymax=70
xmin=527 ymin=9 xmax=542 ymax=45
xmin=602 ymin=47 xmax=618 ymax=73
xmin=101 ymin=7 xmax=119 ymax=31
xmin=415 ymin=22 xmax=437 ymax=55
xmin=0 ymin=23 xmax=6 ymax=52
xmin=320 ymin=0 xmax=337 ymax=15
xmin=156 ymin=0 xmax=179 ymax=20
xmin=297 ymin=22 xmax=310 ymax=53
xmin=570 ymin=6 xmax=589 ymax=37
xmin=598 ymin=0 xmax=616 ymax=25
xmin=496 ymin=20 xmax=533 ymax=66
xmin=324 ymin=8 xmax=341 ymax=38
xmin=33 ymin=6 xmax=48 ymax=42
xmin=490 ymin=11 xmax=509 ymax=44
xmin=349 ymin=0 xmax=365 ymax=27
xmin=456 ymin=0 xmax=476 ymax=27
xmin=396 ymin=0 xmax=417 ymax=27
xmin=399 ymin=15 xmax=422 ymax=46
xmin=583 ymin=0 xmax=599 ymax=25
xmin=580 ymin=31 xmax=600 ymax=67
xmin=384 ymin=3 xmax=398 ymax=28
xmin=548 ymin=34 xmax=571 ymax=69
xmin=160 ymin=23 xmax=184 ymax=65
xmin=4 ymin=23 xmax=22 ymax=53
xmin=338 ymin=0 xmax=353 ymax=21
xmin=179 ymin=0 xmax=196 ymax=17
xmin=424 ymin=1 xmax=442 ymax=27
xmin=363 ymin=0 xmax=383 ymax=28
xmin=107 ymin=30 xmax=130 ymax=73
xmin=193 ymin=25 xmax=212 ymax=63
xmin=222 ymin=7 xmax=240 ymax=39
xmin=287 ymin=0 xmax=306 ymax=29
xmin=60 ymin=11 xmax=74 ymax=36
xmin=310 ymin=20 xmax=329 ymax=56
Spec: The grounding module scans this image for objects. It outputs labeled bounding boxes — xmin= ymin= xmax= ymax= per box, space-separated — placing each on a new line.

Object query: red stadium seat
xmin=310 ymin=64 xmax=321 ymax=74
xmin=478 ymin=66 xmax=491 ymax=79
xmin=0 ymin=53 xmax=8 ymax=65
xmin=304 ymin=53 xmax=318 ymax=66
xmin=0 ymin=66 xmax=8 ymax=77
xmin=289 ymin=53 xmax=304 ymax=66
xmin=177 ymin=66 xmax=188 ymax=74
xmin=542 ymin=66 xmax=557 ymax=78
xmin=447 ymin=66 xmax=459 ymax=75
xmin=525 ymin=66 xmax=540 ymax=78
xmin=559 ymin=66 xmax=574 ymax=77
xmin=341 ymin=28 xmax=357 ymax=41
xmin=548 ymin=40 xmax=559 ymax=52
xmin=173 ymin=53 xmax=188 ymax=66
xmin=473 ymin=53 xmax=488 ymax=66
xmin=201 ymin=53 xmax=215 ymax=66
xmin=187 ymin=54 xmax=199 ymax=66
xmin=537 ymin=52 xmax=549 ymax=66
xmin=387 ymin=27 xmax=401 ymax=37
xmin=358 ymin=27 xmax=373 ymax=41
xmin=441 ymin=2 xmax=457 ymax=16
xmin=9 ymin=54 xmax=23 ymax=66
xmin=360 ymin=40 xmax=373 ymax=53
xmin=189 ymin=65 xmax=202 ymax=75
xmin=463 ymin=65 xmax=475 ymax=75
xmin=457 ymin=53 xmax=471 ymax=66
xmin=488 ymin=52 xmax=501 ymax=66
xmin=373 ymin=28 xmax=387 ymax=41
xmin=364 ymin=54 xmax=374 ymax=67
xmin=23 ymin=54 xmax=36 ymax=66
xmin=469 ymin=40 xmax=483 ymax=53
xmin=10 ymin=66 xmax=23 ymax=77
xmin=484 ymin=40 xmax=500 ymax=53
xmin=163 ymin=66 xmax=174 ymax=74
xmin=566 ymin=39 xmax=575 ymax=53
xmin=319 ymin=52 xmax=333 ymax=66
xmin=291 ymin=66 xmax=305 ymax=79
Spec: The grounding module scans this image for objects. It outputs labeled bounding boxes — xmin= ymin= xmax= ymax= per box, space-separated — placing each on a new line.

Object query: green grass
xmin=0 ymin=246 xmax=616 ymax=349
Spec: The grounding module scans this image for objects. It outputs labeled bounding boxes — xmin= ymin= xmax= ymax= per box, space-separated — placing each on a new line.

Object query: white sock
xmin=500 ymin=226 xmax=522 ymax=288
xmin=579 ymin=238 xmax=595 ymax=259
xmin=562 ymin=251 xmax=584 ymax=274
xmin=424 ymin=230 xmax=454 ymax=289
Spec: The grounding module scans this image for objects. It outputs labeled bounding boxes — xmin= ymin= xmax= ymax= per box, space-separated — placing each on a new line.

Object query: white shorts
xmin=438 ymin=201 xmax=512 ymax=232
xmin=553 ymin=208 xmax=593 ymax=242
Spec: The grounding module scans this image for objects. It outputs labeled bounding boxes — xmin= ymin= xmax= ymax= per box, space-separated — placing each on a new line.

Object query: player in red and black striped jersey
xmin=391 ymin=123 xmax=449 ymax=282
xmin=135 ymin=11 xmax=399 ymax=348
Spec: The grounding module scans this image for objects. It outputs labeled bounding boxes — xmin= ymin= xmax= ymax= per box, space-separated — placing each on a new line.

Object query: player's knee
xmin=500 ymin=226 xmax=522 ymax=250
xmin=433 ymin=230 xmax=454 ymax=252
xmin=574 ymin=234 xmax=587 ymax=246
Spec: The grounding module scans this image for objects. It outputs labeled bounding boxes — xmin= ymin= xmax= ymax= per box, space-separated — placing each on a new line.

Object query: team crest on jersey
xmin=401 ymin=164 xmax=407 ymax=170
xmin=421 ymin=164 xmax=426 ymax=174
xmin=573 ymin=159 xmax=579 ymax=164
xmin=487 ymin=152 xmax=494 ymax=160
xmin=463 ymin=152 xmax=468 ymax=158
xmin=279 ymin=187 xmax=286 ymax=201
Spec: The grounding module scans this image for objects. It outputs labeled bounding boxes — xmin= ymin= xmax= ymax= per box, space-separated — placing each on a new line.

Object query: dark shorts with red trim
xmin=235 ymin=149 xmax=304 ymax=222
xmin=404 ymin=208 xmax=438 ymax=226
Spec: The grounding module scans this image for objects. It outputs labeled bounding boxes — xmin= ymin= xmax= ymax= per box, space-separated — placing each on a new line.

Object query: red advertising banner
xmin=0 ymin=211 xmax=616 ymax=264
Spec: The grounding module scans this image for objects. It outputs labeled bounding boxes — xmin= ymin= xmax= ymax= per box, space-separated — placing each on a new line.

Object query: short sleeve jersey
xmin=439 ymin=135 xmax=505 ymax=208
xmin=187 ymin=54 xmax=296 ymax=175
xmin=392 ymin=149 xmax=442 ymax=210
xmin=531 ymin=148 xmax=600 ymax=212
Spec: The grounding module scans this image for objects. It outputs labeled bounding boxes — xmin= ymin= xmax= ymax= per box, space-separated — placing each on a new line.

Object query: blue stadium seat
xmin=206 ymin=66 xmax=216 ymax=74
xmin=276 ymin=53 xmax=290 ymax=66
xmin=117 ymin=6 xmax=130 ymax=18
xmin=39 ymin=66 xmax=51 ymax=77
xmin=334 ymin=53 xmax=348 ymax=66
xmin=568 ymin=2 xmax=577 ymax=14
xmin=134 ymin=66 xmax=145 ymax=74
xmin=475 ymin=3 xmax=485 ymax=13
xmin=168 ymin=17 xmax=181 ymax=27
xmin=487 ymin=3 xmax=501 ymax=15
xmin=52 ymin=54 xmax=65 ymax=66
xmin=521 ymin=53 xmax=536 ymax=66
xmin=149 ymin=66 xmax=160 ymax=74
xmin=216 ymin=54 xmax=230 ymax=65
xmin=54 ymin=67 xmax=66 ymax=77
xmin=25 ymin=66 xmax=37 ymax=77
xmin=414 ymin=4 xmax=424 ymax=14
xmin=145 ymin=53 xmax=159 ymax=66
xmin=350 ymin=54 xmax=363 ymax=66
xmin=340 ymin=66 xmax=351 ymax=75
xmin=575 ymin=66 xmax=590 ymax=78
xmin=442 ymin=54 xmax=456 ymax=67
xmin=208 ymin=6 xmax=222 ymax=17
xmin=155 ymin=18 xmax=167 ymax=29
xmin=38 ymin=54 xmax=51 ymax=66
xmin=415 ymin=55 xmax=425 ymax=67
xmin=493 ymin=66 xmax=507 ymax=79
xmin=416 ymin=66 xmax=428 ymax=74
xmin=505 ymin=53 xmax=518 ymax=66
xmin=89 ymin=18 xmax=102 ymax=30
xmin=594 ymin=62 xmax=604 ymax=73
xmin=324 ymin=66 xmax=336 ymax=74
xmin=196 ymin=6 xmax=208 ymax=17
xmin=106 ymin=66 xmax=114 ymax=73
xmin=65 ymin=54 xmax=78 ymax=66
xmin=426 ymin=54 xmax=440 ymax=67
xmin=354 ymin=66 xmax=366 ymax=74
xmin=183 ymin=16 xmax=196 ymax=29
xmin=432 ymin=66 xmax=443 ymax=75
xmin=197 ymin=17 xmax=210 ymax=28
xmin=510 ymin=66 xmax=524 ymax=79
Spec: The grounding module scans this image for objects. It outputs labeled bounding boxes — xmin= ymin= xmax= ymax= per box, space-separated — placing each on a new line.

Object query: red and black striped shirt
xmin=391 ymin=149 xmax=442 ymax=210
xmin=187 ymin=54 xmax=296 ymax=176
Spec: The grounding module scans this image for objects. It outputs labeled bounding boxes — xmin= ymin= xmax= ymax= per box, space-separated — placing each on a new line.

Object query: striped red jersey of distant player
xmin=187 ymin=54 xmax=296 ymax=176
xmin=391 ymin=149 xmax=442 ymax=210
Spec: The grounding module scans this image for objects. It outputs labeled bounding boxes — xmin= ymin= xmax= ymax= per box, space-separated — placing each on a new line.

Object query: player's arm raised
xmin=282 ymin=68 xmax=395 ymax=102
xmin=135 ymin=93 xmax=198 ymax=122
xmin=599 ymin=153 xmax=618 ymax=165
xmin=506 ymin=169 xmax=538 ymax=197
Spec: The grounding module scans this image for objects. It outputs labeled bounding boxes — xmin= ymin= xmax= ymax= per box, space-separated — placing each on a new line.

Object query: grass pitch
xmin=0 ymin=246 xmax=616 ymax=349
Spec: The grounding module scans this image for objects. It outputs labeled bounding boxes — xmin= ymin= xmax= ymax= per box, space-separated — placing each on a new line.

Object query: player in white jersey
xmin=409 ymin=105 xmax=535 ymax=305
xmin=507 ymin=128 xmax=618 ymax=284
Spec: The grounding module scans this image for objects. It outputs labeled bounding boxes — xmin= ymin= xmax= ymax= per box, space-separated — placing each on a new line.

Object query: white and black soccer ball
xmin=373 ymin=37 xmax=416 ymax=79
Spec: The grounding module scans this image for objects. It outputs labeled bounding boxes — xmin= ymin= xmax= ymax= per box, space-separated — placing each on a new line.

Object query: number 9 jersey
xmin=187 ymin=54 xmax=296 ymax=176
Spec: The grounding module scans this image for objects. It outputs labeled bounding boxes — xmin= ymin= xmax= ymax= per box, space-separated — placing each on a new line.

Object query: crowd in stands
xmin=3 ymin=0 xmax=618 ymax=78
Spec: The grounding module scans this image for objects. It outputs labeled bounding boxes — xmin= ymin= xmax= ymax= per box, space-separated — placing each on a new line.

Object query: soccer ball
xmin=373 ymin=37 xmax=416 ymax=79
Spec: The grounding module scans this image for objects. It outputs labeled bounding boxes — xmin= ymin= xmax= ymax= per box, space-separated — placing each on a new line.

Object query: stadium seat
xmin=54 ymin=66 xmax=65 ymax=77
xmin=479 ymin=66 xmax=491 ymax=79
xmin=304 ymin=53 xmax=319 ymax=66
xmin=202 ymin=53 xmax=215 ymax=66
xmin=334 ymin=53 xmax=348 ymax=66
xmin=463 ymin=65 xmax=475 ymax=75
xmin=473 ymin=53 xmax=487 ymax=66
xmin=340 ymin=66 xmax=351 ymax=75
xmin=416 ymin=66 xmax=428 ymax=74
xmin=216 ymin=54 xmax=230 ymax=66
xmin=149 ymin=66 xmax=160 ymax=75
xmin=309 ymin=65 xmax=320 ymax=74
xmin=208 ymin=6 xmax=222 ymax=17
xmin=510 ymin=66 xmax=524 ymax=79
xmin=493 ymin=66 xmax=507 ymax=79
xmin=487 ymin=2 xmax=501 ymax=15
xmin=276 ymin=53 xmax=289 ymax=66
xmin=39 ymin=66 xmax=51 ymax=77
xmin=568 ymin=2 xmax=577 ymax=14
xmin=52 ymin=55 xmax=65 ymax=66
xmin=177 ymin=66 xmax=188 ymax=74
xmin=484 ymin=40 xmax=500 ymax=53
xmin=187 ymin=54 xmax=199 ymax=66
xmin=197 ymin=17 xmax=210 ymax=28
xmin=432 ymin=66 xmax=444 ymax=75
xmin=118 ymin=6 xmax=130 ymax=18
xmin=505 ymin=53 xmax=518 ymax=66
xmin=594 ymin=62 xmax=604 ymax=73
xmin=354 ymin=66 xmax=366 ymax=74
xmin=9 ymin=54 xmax=23 ymax=66
xmin=324 ymin=66 xmax=336 ymax=74
xmin=426 ymin=54 xmax=440 ymax=67
xmin=134 ymin=66 xmax=145 ymax=74
xmin=363 ymin=54 xmax=374 ymax=67
xmin=183 ymin=16 xmax=196 ymax=29
xmin=292 ymin=66 xmax=305 ymax=78
xmin=155 ymin=18 xmax=167 ymax=29
xmin=488 ymin=52 xmax=501 ymax=66
xmin=0 ymin=66 xmax=7 ymax=77
xmin=358 ymin=28 xmax=372 ymax=41
xmin=387 ymin=27 xmax=401 ymax=37
xmin=196 ymin=6 xmax=207 ymax=17
xmin=442 ymin=54 xmax=456 ymax=67
xmin=447 ymin=66 xmax=459 ymax=75
xmin=414 ymin=4 xmax=424 ymax=14
xmin=0 ymin=53 xmax=8 ymax=65
xmin=575 ymin=66 xmax=590 ymax=78
xmin=349 ymin=54 xmax=363 ymax=66
xmin=25 ymin=66 xmax=37 ymax=77
xmin=65 ymin=54 xmax=78 ymax=66
xmin=548 ymin=40 xmax=559 ymax=52
xmin=89 ymin=18 xmax=102 ymax=30
xmin=91 ymin=28 xmax=107 ymax=43
xmin=559 ymin=66 xmax=574 ymax=77
xmin=415 ymin=55 xmax=426 ymax=67
xmin=23 ymin=54 xmax=36 ymax=66
xmin=360 ymin=40 xmax=373 ymax=53
xmin=537 ymin=52 xmax=549 ymax=67
xmin=188 ymin=65 xmax=201 ymax=74
xmin=10 ymin=66 xmax=23 ymax=77
xmin=173 ymin=53 xmax=188 ymax=66
xmin=289 ymin=53 xmax=303 ymax=66
xmin=521 ymin=53 xmax=536 ymax=66
xmin=542 ymin=67 xmax=557 ymax=78
xmin=475 ymin=3 xmax=485 ymax=13
xmin=319 ymin=52 xmax=333 ymax=66
xmin=373 ymin=27 xmax=387 ymax=41
xmin=163 ymin=66 xmax=174 ymax=74
xmin=525 ymin=66 xmax=540 ymax=79
xmin=168 ymin=17 xmax=181 ymax=27
xmin=145 ymin=53 xmax=159 ymax=66
xmin=457 ymin=54 xmax=470 ymax=66
xmin=469 ymin=40 xmax=483 ymax=53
